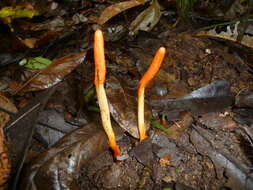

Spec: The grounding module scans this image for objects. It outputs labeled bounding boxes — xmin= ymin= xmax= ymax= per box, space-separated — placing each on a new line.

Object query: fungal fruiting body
xmin=94 ymin=29 xmax=121 ymax=157
xmin=138 ymin=47 xmax=166 ymax=141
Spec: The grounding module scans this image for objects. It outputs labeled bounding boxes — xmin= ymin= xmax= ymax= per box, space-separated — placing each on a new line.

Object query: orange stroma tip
xmin=138 ymin=47 xmax=166 ymax=141
xmin=94 ymin=29 xmax=106 ymax=85
xmin=138 ymin=47 xmax=166 ymax=91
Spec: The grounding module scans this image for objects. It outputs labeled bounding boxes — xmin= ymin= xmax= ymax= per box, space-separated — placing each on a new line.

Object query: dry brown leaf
xmin=129 ymin=0 xmax=161 ymax=34
xmin=98 ymin=0 xmax=145 ymax=25
xmin=14 ymin=52 xmax=86 ymax=93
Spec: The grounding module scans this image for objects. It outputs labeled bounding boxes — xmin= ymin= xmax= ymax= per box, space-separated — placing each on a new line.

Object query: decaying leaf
xmin=0 ymin=93 xmax=17 ymax=189
xmin=106 ymin=76 xmax=151 ymax=138
xmin=98 ymin=0 xmax=145 ymax=25
xmin=13 ymin=52 xmax=86 ymax=93
xmin=197 ymin=21 xmax=253 ymax=49
xmin=150 ymin=80 xmax=234 ymax=120
xmin=129 ymin=0 xmax=161 ymax=34
xmin=21 ymin=123 xmax=108 ymax=190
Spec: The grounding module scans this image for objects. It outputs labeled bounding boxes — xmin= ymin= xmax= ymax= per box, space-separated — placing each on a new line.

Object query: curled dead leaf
xmin=98 ymin=0 xmax=145 ymax=25
xmin=129 ymin=0 xmax=161 ymax=34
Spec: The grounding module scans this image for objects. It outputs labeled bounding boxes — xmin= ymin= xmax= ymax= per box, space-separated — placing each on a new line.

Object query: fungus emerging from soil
xmin=138 ymin=47 xmax=166 ymax=141
xmin=94 ymin=29 xmax=121 ymax=157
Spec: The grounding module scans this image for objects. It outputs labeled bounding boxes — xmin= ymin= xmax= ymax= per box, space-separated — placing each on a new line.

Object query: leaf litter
xmin=0 ymin=0 xmax=253 ymax=190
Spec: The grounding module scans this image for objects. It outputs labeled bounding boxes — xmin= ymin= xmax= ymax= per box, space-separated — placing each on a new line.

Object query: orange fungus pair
xmin=94 ymin=29 xmax=166 ymax=157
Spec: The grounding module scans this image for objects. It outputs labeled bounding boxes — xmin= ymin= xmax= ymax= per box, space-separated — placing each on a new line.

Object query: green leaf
xmin=175 ymin=168 xmax=181 ymax=173
xmin=0 ymin=7 xmax=15 ymax=18
xmin=19 ymin=57 xmax=52 ymax=70
xmin=0 ymin=6 xmax=39 ymax=19
xmin=150 ymin=120 xmax=171 ymax=134
xmin=163 ymin=188 xmax=172 ymax=190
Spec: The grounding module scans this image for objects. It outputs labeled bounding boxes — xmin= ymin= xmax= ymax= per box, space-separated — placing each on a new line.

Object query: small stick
xmin=94 ymin=29 xmax=121 ymax=157
xmin=138 ymin=47 xmax=166 ymax=141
